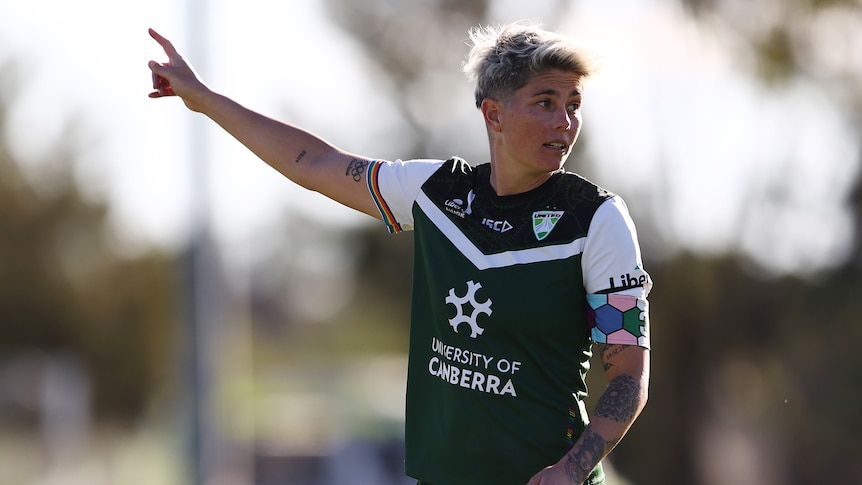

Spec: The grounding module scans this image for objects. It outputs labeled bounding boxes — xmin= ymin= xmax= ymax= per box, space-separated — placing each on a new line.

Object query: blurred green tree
xmin=621 ymin=1 xmax=862 ymax=483
xmin=0 ymin=63 xmax=179 ymax=424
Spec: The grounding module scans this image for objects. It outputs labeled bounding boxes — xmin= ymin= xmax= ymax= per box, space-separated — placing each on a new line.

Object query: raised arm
xmin=528 ymin=344 xmax=649 ymax=484
xmin=147 ymin=28 xmax=381 ymax=218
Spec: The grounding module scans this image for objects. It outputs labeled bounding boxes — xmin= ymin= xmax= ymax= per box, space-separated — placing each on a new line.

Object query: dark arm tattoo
xmin=345 ymin=157 xmax=369 ymax=182
xmin=562 ymin=375 xmax=642 ymax=482
xmin=295 ymin=149 xmax=307 ymax=164
xmin=564 ymin=428 xmax=607 ymax=483
xmin=594 ymin=373 xmax=641 ymax=424
xmin=596 ymin=343 xmax=626 ymax=371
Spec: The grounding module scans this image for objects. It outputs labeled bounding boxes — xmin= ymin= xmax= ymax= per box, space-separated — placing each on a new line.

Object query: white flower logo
xmin=445 ymin=280 xmax=493 ymax=338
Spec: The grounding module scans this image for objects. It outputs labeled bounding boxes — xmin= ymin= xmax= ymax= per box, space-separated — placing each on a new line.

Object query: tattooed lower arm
xmin=564 ymin=427 xmax=608 ymax=483
xmin=562 ymin=374 xmax=645 ymax=483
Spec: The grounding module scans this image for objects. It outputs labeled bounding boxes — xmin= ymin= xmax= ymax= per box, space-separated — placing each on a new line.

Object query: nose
xmin=554 ymin=106 xmax=574 ymax=130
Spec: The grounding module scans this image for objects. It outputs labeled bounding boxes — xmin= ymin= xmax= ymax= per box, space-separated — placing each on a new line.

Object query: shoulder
xmin=417 ymin=156 xmax=485 ymax=192
xmin=436 ymin=156 xmax=484 ymax=180
xmin=539 ymin=171 xmax=616 ymax=231
xmin=372 ymin=157 xmax=476 ymax=182
xmin=368 ymin=156 xmax=475 ymax=214
xmin=556 ymin=170 xmax=616 ymax=203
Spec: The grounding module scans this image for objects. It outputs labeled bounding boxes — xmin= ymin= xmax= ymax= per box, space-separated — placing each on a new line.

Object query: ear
xmin=481 ymin=98 xmax=504 ymax=133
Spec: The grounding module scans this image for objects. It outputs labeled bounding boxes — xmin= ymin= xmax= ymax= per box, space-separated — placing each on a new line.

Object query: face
xmin=484 ymin=69 xmax=584 ymax=192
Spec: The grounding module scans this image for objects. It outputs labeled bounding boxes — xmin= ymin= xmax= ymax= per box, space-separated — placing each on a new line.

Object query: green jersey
xmin=367 ymin=158 xmax=651 ymax=485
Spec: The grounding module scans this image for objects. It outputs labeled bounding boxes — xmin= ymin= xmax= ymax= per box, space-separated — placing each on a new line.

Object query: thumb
xmin=148 ymin=60 xmax=166 ymax=76
xmin=148 ymin=61 xmax=174 ymax=97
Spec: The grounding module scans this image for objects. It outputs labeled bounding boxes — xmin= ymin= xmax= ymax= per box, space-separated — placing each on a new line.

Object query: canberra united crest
xmin=532 ymin=211 xmax=564 ymax=241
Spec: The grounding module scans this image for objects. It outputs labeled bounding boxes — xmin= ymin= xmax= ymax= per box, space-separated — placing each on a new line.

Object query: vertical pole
xmin=184 ymin=1 xmax=215 ymax=484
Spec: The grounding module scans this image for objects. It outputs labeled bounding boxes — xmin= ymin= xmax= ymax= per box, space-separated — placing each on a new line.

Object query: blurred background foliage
xmin=1 ymin=0 xmax=861 ymax=484
xmin=0 ymin=69 xmax=179 ymax=424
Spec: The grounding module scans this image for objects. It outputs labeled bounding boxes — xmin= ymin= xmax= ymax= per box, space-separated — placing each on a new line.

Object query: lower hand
xmin=526 ymin=463 xmax=580 ymax=485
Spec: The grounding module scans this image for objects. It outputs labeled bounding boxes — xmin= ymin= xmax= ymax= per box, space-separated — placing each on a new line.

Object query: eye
xmin=568 ymin=101 xmax=581 ymax=111
xmin=537 ymin=99 xmax=551 ymax=108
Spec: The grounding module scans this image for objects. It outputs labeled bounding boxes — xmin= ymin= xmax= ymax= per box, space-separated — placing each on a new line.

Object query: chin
xmin=544 ymin=158 xmax=567 ymax=172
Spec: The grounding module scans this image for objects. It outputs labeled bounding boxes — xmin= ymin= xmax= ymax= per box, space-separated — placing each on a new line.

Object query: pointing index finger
xmin=148 ymin=28 xmax=181 ymax=60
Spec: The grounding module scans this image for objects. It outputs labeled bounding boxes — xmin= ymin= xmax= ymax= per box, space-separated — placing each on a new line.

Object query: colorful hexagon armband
xmin=586 ymin=294 xmax=650 ymax=349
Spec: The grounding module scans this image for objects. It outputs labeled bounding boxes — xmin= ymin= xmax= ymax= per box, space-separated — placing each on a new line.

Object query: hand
xmin=526 ymin=463 xmax=580 ymax=485
xmin=147 ymin=28 xmax=209 ymax=111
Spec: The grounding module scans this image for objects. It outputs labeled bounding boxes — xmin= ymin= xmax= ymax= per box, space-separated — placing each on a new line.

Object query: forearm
xmin=148 ymin=29 xmax=379 ymax=216
xmin=197 ymin=90 xmax=338 ymax=187
xmin=191 ymin=88 xmax=378 ymax=216
xmin=560 ymin=373 xmax=648 ymax=483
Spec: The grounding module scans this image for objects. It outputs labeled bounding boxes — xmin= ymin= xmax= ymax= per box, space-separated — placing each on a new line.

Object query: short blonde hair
xmin=462 ymin=21 xmax=597 ymax=108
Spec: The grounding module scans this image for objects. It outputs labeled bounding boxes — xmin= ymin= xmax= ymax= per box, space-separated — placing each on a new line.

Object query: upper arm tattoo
xmin=295 ymin=149 xmax=307 ymax=164
xmin=596 ymin=343 xmax=626 ymax=371
xmin=345 ymin=157 xmax=369 ymax=182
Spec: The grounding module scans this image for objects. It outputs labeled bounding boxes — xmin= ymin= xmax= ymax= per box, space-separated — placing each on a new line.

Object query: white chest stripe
xmin=416 ymin=191 xmax=587 ymax=270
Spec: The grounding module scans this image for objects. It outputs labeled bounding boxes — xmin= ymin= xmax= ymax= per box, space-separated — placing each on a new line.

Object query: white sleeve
xmin=583 ymin=196 xmax=652 ymax=348
xmin=366 ymin=159 xmax=445 ymax=233
xmin=582 ymin=196 xmax=652 ymax=298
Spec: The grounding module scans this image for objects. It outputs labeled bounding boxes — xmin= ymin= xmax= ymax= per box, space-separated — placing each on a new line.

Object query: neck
xmin=489 ymin=164 xmax=555 ymax=196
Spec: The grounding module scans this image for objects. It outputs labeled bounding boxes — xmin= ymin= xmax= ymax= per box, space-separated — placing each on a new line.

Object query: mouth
xmin=544 ymin=142 xmax=569 ymax=153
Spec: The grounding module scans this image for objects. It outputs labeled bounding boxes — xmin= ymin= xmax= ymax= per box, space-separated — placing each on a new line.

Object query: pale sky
xmin=0 ymin=0 xmax=857 ymax=275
